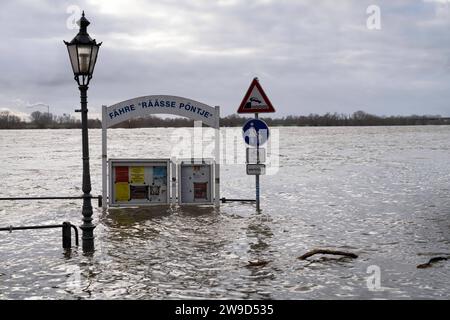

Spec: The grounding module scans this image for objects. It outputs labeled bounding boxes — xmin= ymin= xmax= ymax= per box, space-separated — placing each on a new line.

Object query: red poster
xmin=194 ymin=182 xmax=208 ymax=200
xmin=115 ymin=166 xmax=129 ymax=183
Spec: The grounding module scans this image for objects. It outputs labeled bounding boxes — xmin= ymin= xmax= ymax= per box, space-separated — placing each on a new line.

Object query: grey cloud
xmin=0 ymin=0 xmax=449 ymax=118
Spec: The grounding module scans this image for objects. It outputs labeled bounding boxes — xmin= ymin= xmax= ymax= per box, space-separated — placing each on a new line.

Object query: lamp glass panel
xmin=89 ymin=45 xmax=99 ymax=74
xmin=67 ymin=45 xmax=80 ymax=74
xmin=77 ymin=45 xmax=92 ymax=74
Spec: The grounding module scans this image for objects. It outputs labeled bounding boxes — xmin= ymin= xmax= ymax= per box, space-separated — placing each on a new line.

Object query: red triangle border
xmin=237 ymin=78 xmax=276 ymax=114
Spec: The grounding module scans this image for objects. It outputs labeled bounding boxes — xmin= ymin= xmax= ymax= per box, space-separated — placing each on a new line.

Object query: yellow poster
xmin=130 ymin=166 xmax=145 ymax=184
xmin=115 ymin=182 xmax=130 ymax=202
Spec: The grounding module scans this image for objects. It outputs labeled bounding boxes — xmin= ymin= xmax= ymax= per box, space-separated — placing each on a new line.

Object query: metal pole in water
xmin=255 ymin=113 xmax=260 ymax=211
xmin=79 ymin=85 xmax=95 ymax=253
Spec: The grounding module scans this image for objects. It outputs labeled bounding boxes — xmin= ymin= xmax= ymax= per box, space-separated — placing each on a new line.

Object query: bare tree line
xmin=0 ymin=110 xmax=101 ymax=129
xmin=0 ymin=110 xmax=448 ymax=129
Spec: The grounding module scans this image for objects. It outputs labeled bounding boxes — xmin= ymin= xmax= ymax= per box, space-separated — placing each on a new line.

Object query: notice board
xmin=109 ymin=159 xmax=170 ymax=207
xmin=178 ymin=159 xmax=214 ymax=205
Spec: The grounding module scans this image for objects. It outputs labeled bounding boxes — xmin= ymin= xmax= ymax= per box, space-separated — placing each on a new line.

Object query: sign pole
xmin=214 ymin=106 xmax=221 ymax=207
xmin=237 ymin=77 xmax=275 ymax=212
xmin=255 ymin=112 xmax=260 ymax=211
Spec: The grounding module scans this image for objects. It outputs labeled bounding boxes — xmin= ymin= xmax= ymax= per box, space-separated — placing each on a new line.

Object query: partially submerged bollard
xmin=62 ymin=222 xmax=72 ymax=249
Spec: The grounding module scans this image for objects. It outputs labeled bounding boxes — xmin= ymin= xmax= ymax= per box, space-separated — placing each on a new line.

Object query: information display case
xmin=178 ymin=159 xmax=215 ymax=205
xmin=109 ymin=159 xmax=170 ymax=207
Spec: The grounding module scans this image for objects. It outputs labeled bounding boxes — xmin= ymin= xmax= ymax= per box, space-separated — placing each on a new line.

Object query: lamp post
xmin=64 ymin=11 xmax=101 ymax=253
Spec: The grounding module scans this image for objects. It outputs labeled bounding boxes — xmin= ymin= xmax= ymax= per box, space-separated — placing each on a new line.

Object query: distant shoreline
xmin=1 ymin=124 xmax=449 ymax=130
xmin=1 ymin=110 xmax=449 ymax=129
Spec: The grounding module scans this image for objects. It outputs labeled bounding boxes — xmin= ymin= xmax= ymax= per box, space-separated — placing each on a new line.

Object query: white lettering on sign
xmin=246 ymin=164 xmax=266 ymax=175
xmin=105 ymin=95 xmax=218 ymax=129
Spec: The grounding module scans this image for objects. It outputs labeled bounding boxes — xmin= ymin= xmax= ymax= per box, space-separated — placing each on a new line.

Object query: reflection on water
xmin=244 ymin=217 xmax=275 ymax=299
xmin=0 ymin=126 xmax=449 ymax=299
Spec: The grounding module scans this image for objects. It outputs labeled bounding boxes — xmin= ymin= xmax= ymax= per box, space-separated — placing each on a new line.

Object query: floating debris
xmin=298 ymin=249 xmax=358 ymax=260
xmin=246 ymin=260 xmax=270 ymax=267
xmin=417 ymin=256 xmax=449 ymax=269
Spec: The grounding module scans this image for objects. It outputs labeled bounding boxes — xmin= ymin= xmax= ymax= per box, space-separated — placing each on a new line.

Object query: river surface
xmin=0 ymin=126 xmax=449 ymax=299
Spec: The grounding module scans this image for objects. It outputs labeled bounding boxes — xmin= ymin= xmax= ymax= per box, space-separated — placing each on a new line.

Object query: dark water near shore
xmin=0 ymin=126 xmax=449 ymax=299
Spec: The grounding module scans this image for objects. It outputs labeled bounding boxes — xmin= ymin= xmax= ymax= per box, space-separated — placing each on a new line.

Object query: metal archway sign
xmin=104 ymin=95 xmax=219 ymax=129
xmin=101 ymin=95 xmax=220 ymax=209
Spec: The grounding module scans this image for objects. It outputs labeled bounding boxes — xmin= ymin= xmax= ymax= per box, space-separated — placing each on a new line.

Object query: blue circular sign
xmin=242 ymin=119 xmax=270 ymax=146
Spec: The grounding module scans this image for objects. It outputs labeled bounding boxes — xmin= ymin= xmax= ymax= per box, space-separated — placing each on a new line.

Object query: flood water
xmin=0 ymin=126 xmax=449 ymax=299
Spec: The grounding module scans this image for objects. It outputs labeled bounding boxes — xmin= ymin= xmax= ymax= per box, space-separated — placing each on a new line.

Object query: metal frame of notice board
xmin=108 ymin=159 xmax=171 ymax=207
xmin=177 ymin=158 xmax=216 ymax=206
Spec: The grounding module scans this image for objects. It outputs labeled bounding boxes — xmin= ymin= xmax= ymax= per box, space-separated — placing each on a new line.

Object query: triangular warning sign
xmin=237 ymin=78 xmax=276 ymax=114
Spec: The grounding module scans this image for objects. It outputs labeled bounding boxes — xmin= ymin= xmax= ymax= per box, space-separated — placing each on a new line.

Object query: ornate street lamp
xmin=64 ymin=11 xmax=101 ymax=253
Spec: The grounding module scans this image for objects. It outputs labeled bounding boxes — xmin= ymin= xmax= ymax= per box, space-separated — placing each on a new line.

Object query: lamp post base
xmin=80 ymin=226 xmax=95 ymax=252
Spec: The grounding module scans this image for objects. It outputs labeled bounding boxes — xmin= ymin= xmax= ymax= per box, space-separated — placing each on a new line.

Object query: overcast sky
xmin=0 ymin=0 xmax=449 ymax=119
